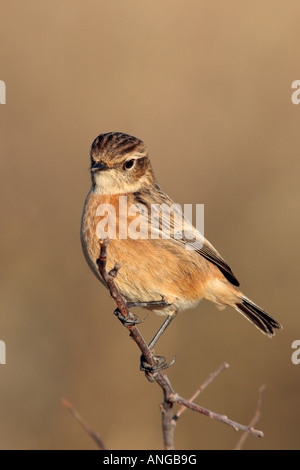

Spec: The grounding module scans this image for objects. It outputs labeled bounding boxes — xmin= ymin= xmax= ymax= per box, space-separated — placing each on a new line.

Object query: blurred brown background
xmin=0 ymin=0 xmax=299 ymax=450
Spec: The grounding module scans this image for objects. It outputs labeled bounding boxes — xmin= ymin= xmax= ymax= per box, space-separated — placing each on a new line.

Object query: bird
xmin=81 ymin=131 xmax=282 ymax=355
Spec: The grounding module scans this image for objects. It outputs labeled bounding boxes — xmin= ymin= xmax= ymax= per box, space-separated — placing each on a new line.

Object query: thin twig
xmin=96 ymin=239 xmax=265 ymax=449
xmin=234 ymin=385 xmax=266 ymax=450
xmin=173 ymin=362 xmax=229 ymax=422
xmin=61 ymin=397 xmax=106 ymax=450
xmin=170 ymin=394 xmax=264 ymax=438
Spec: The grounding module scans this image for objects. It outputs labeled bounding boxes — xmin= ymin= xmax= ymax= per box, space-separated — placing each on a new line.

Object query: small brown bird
xmin=81 ymin=132 xmax=282 ymax=350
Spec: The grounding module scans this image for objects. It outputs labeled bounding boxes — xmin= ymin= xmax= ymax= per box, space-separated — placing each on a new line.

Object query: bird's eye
xmin=124 ymin=159 xmax=135 ymax=170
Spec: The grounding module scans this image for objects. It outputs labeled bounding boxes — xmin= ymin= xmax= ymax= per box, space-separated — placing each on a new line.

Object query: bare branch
xmin=170 ymin=393 xmax=264 ymax=438
xmin=234 ymin=385 xmax=266 ymax=450
xmin=97 ymin=239 xmax=176 ymax=449
xmin=61 ymin=397 xmax=106 ymax=450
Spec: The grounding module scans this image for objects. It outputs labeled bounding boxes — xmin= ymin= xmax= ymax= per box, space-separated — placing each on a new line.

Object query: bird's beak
xmin=91 ymin=160 xmax=109 ymax=172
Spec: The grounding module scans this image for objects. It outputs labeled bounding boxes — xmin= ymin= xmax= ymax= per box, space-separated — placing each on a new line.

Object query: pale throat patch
xmin=93 ymin=169 xmax=148 ymax=195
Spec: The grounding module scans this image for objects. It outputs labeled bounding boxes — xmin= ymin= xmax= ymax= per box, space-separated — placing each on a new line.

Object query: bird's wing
xmin=184 ymin=237 xmax=240 ymax=287
xmin=131 ymin=187 xmax=240 ymax=287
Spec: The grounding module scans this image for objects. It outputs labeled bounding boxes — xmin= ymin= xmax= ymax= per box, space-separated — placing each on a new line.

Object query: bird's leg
xmin=148 ymin=311 xmax=178 ymax=349
xmin=115 ymin=299 xmax=177 ymax=377
xmin=127 ymin=300 xmax=171 ymax=309
xmin=140 ymin=310 xmax=178 ymax=378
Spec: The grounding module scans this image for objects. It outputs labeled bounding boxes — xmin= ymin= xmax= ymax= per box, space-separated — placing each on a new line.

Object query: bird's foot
xmin=140 ymin=354 xmax=176 ymax=381
xmin=113 ymin=308 xmax=143 ymax=327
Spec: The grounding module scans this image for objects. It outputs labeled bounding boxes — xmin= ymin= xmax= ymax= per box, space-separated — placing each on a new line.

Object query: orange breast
xmin=81 ymin=190 xmax=214 ymax=307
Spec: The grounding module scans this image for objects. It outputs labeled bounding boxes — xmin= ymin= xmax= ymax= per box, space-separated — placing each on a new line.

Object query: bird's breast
xmin=80 ymin=190 xmax=213 ymax=309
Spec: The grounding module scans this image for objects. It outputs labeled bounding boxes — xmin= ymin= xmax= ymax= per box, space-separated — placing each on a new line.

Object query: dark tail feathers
xmin=236 ymin=298 xmax=282 ymax=337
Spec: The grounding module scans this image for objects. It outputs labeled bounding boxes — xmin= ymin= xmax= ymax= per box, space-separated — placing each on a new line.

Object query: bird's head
xmin=90 ymin=132 xmax=156 ymax=194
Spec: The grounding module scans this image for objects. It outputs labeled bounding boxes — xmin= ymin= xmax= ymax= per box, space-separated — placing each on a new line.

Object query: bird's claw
xmin=113 ymin=308 xmax=143 ymax=327
xmin=140 ymin=354 xmax=176 ymax=381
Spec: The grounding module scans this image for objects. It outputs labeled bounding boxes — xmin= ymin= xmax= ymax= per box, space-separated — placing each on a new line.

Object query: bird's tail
xmin=235 ymin=297 xmax=282 ymax=337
